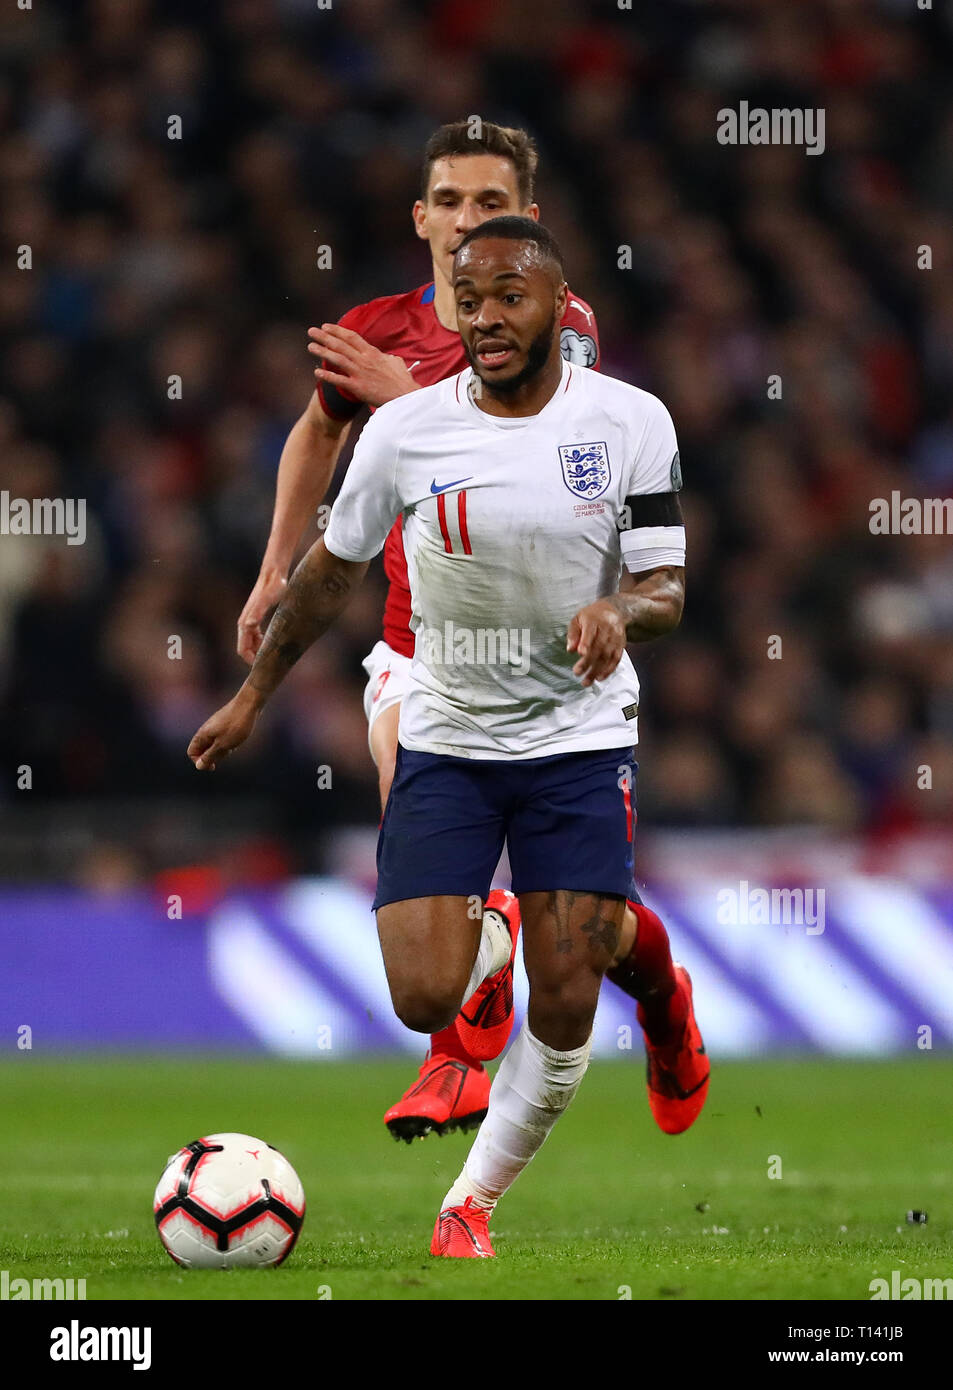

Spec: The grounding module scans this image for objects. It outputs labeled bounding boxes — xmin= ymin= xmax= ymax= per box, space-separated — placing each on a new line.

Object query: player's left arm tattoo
xmin=568 ymin=566 xmax=684 ymax=686
xmin=609 ymin=565 xmax=684 ymax=642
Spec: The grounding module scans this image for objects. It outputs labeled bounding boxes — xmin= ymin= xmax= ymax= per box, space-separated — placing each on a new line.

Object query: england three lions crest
xmin=558 ymin=441 xmax=611 ymax=500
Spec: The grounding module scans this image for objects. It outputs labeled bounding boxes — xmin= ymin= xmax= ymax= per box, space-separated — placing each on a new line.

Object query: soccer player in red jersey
xmin=236 ymin=122 xmax=708 ymax=1140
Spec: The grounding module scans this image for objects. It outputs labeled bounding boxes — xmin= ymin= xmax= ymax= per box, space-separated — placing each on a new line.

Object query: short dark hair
xmin=421 ymin=121 xmax=538 ymax=206
xmin=454 ymin=216 xmax=565 ymax=276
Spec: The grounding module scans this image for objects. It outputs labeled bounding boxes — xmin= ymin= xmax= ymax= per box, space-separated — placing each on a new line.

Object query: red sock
xmin=427 ymin=1022 xmax=484 ymax=1069
xmin=608 ymin=902 xmax=687 ymax=1039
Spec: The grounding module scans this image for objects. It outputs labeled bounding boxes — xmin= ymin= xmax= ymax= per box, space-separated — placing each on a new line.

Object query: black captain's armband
xmin=618 ymin=491 xmax=684 ymax=532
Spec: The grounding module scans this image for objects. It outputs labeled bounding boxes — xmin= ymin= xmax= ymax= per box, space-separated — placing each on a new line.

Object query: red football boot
xmin=455 ymin=890 xmax=520 ymax=1063
xmin=638 ymin=964 xmax=710 ymax=1135
xmin=384 ymin=1054 xmax=490 ymax=1144
xmin=430 ymin=1197 xmax=495 ymax=1258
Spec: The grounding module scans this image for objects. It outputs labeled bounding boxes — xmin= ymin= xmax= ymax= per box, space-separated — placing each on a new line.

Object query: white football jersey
xmin=324 ymin=360 xmax=683 ymax=759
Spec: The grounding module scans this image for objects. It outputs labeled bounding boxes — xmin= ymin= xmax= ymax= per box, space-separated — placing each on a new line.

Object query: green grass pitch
xmin=1 ymin=1055 xmax=949 ymax=1301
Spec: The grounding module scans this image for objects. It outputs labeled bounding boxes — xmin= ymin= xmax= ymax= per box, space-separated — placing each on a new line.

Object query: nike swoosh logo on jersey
xmin=430 ymin=477 xmax=473 ymax=494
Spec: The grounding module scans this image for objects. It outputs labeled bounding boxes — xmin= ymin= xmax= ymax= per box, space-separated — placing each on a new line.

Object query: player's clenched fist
xmin=566 ymin=599 xmax=627 ymax=688
xmin=188 ymin=689 xmax=262 ymax=771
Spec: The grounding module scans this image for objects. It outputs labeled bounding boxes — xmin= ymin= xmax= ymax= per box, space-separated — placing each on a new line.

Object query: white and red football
xmin=153 ymin=1132 xmax=306 ymax=1269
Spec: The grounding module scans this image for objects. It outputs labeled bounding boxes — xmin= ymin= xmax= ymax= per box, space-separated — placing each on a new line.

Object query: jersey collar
xmin=457 ymin=357 xmax=573 ymax=426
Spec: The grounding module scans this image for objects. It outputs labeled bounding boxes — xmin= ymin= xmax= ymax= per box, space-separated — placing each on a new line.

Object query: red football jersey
xmin=316 ymin=282 xmax=600 ymax=657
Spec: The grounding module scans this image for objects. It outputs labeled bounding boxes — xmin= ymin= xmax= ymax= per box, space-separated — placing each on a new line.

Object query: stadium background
xmin=2 ymin=0 xmax=952 ymax=1060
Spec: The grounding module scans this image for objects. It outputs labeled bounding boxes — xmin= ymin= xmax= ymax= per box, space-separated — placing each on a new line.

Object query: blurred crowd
xmin=1 ymin=0 xmax=952 ymax=883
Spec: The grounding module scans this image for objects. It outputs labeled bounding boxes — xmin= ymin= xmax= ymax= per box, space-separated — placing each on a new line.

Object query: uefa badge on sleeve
xmin=558 ymin=441 xmax=611 ymax=500
xmin=559 ymin=326 xmax=598 ymax=366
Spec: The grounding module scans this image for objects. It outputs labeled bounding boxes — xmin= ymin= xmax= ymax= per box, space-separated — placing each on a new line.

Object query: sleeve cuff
xmin=620 ymin=524 xmax=686 ymax=572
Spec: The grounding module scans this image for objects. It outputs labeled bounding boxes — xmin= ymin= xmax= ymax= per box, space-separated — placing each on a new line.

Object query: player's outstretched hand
xmin=237 ymin=567 xmax=287 ymax=663
xmin=188 ymin=690 xmax=262 ymax=771
xmin=567 ymin=600 xmax=627 ymax=687
xmin=308 ymin=324 xmax=419 ymax=408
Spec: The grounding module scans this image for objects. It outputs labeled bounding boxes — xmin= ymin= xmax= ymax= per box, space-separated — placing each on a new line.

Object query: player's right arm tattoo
xmin=243 ymin=539 xmax=368 ymax=703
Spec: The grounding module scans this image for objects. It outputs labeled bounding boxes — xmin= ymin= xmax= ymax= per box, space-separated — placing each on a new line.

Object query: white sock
xmin=462 ymin=906 xmax=512 ymax=1005
xmin=441 ymin=1020 xmax=592 ymax=1213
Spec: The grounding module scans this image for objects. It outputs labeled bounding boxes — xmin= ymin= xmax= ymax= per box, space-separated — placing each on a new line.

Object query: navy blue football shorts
xmin=373 ymin=743 xmax=640 ymax=910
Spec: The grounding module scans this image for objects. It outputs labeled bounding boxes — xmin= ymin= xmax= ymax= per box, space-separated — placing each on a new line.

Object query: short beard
xmin=467 ymin=310 xmax=557 ymax=396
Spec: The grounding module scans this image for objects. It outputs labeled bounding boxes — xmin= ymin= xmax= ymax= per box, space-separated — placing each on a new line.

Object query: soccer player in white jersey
xmin=189 ymin=217 xmax=695 ymax=1255
xmin=239 ymin=122 xmax=708 ymax=1143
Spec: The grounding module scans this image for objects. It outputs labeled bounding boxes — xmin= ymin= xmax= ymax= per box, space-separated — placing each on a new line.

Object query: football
xmin=153 ymin=1133 xmax=306 ymax=1269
